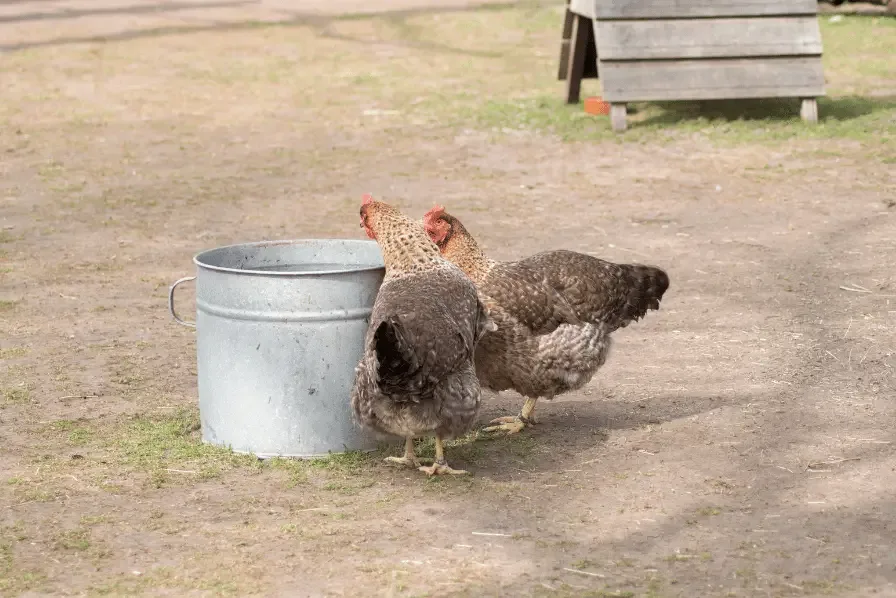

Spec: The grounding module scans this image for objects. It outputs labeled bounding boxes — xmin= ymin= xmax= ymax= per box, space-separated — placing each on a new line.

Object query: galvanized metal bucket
xmin=168 ymin=239 xmax=385 ymax=458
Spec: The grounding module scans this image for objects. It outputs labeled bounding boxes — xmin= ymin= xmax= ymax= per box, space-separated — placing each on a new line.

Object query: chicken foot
xmin=418 ymin=436 xmax=467 ymax=476
xmin=482 ymin=397 xmax=538 ymax=435
xmin=384 ymin=437 xmax=421 ymax=468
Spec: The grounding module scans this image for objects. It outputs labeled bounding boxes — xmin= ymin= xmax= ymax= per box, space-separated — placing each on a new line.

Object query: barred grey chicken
xmin=350 ymin=195 xmax=494 ymax=475
xmin=423 ymin=206 xmax=669 ymax=434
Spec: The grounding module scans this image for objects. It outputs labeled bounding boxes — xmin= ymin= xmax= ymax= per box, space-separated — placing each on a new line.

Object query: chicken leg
xmin=482 ymin=397 xmax=538 ymax=434
xmin=384 ymin=437 xmax=421 ymax=468
xmin=418 ymin=436 xmax=467 ymax=476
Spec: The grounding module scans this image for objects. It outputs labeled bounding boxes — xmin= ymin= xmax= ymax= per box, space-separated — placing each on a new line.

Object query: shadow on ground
xmin=635 ymin=96 xmax=896 ymax=127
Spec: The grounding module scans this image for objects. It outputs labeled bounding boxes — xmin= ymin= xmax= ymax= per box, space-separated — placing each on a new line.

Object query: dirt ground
xmin=1 ymin=1 xmax=895 ymax=597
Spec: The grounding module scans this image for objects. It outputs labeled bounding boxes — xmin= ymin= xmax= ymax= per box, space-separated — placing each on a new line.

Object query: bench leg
xmin=564 ymin=14 xmax=590 ymax=104
xmin=610 ymin=103 xmax=627 ymax=132
xmin=557 ymin=1 xmax=574 ymax=80
xmin=800 ymin=98 xmax=818 ymax=123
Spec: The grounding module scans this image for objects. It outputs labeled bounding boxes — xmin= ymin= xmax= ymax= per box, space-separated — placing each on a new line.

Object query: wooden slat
xmin=557 ymin=1 xmax=576 ymax=80
xmin=599 ymin=57 xmax=825 ymax=102
xmin=596 ymin=17 xmax=822 ymax=60
xmin=570 ymin=0 xmax=817 ymax=19
xmin=565 ymin=14 xmax=592 ymax=103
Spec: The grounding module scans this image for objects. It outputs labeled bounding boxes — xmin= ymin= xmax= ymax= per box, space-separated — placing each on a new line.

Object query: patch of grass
xmin=108 ymin=408 xmax=262 ymax=486
xmin=267 ymin=457 xmax=309 ymax=487
xmin=708 ymin=478 xmax=735 ymax=492
xmin=0 ymin=537 xmax=46 ymax=595
xmin=0 ymin=348 xmax=27 ymax=360
xmin=308 ymin=449 xmax=380 ymax=474
xmin=533 ymin=584 xmax=635 ymax=598
xmin=456 ymin=94 xmax=618 ymax=142
xmin=645 ymin=576 xmax=664 ymax=598
xmin=734 ymin=567 xmax=757 ymax=586
xmin=2 ymin=386 xmax=31 ymax=407
xmin=88 ymin=566 xmax=246 ymax=597
xmin=46 ymin=419 xmax=98 ymax=446
xmin=396 ymin=11 xmax=894 ymax=151
xmin=821 ymin=16 xmax=896 ymax=92
xmin=80 ymin=515 xmax=110 ymax=527
xmin=0 ymin=300 xmax=19 ymax=312
xmin=695 ymin=506 xmax=722 ymax=517
xmin=55 ymin=529 xmax=90 ymax=551
xmin=411 ymin=431 xmax=491 ymax=465
xmin=0 ymin=231 xmax=22 ymax=244
xmin=800 ymin=579 xmax=848 ymax=595
xmin=15 ymin=487 xmax=61 ymax=503
xmin=462 ymin=92 xmax=896 ymax=149
xmin=322 ymin=479 xmax=376 ymax=496
xmin=664 ymin=552 xmax=698 ymax=563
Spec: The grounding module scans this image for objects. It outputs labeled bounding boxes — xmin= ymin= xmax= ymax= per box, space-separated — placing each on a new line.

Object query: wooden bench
xmin=558 ymin=0 xmax=826 ymax=132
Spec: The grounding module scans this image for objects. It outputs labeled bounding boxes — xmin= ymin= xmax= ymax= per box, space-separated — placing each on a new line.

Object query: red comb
xmin=361 ymin=193 xmax=375 ymax=206
xmin=423 ymin=204 xmax=446 ymax=220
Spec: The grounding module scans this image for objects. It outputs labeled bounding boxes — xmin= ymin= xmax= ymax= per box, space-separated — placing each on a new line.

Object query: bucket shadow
xmin=422 ymin=388 xmax=765 ymax=478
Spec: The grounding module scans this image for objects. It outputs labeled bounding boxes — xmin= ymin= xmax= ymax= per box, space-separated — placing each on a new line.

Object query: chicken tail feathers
xmin=373 ymin=318 xmax=421 ymax=396
xmin=614 ymin=264 xmax=669 ymax=328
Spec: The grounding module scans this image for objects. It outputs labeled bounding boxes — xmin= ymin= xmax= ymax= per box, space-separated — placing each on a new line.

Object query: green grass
xmin=87 ymin=566 xmax=244 ymax=597
xmin=0 ymin=525 xmax=46 ymax=594
xmin=0 ymin=231 xmax=22 ymax=244
xmin=4 ymin=7 xmax=889 ymax=159
xmin=821 ymin=15 xmax=896 ymax=92
xmin=46 ymin=419 xmax=94 ymax=446
xmin=2 ymin=386 xmax=31 ymax=407
xmin=397 ymin=10 xmax=895 ymax=148
xmin=308 ymin=449 xmax=381 ymax=474
xmin=0 ymin=347 xmax=27 ymax=359
xmin=108 ymin=408 xmax=262 ymax=487
xmin=54 ymin=529 xmax=91 ymax=551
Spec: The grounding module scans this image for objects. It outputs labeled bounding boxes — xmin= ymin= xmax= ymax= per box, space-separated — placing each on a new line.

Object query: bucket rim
xmin=192 ymin=238 xmax=385 ymax=277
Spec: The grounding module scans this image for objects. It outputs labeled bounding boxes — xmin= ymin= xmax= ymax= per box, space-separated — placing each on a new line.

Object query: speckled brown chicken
xmin=350 ymin=195 xmax=495 ymax=475
xmin=422 ymin=205 xmax=669 ymax=434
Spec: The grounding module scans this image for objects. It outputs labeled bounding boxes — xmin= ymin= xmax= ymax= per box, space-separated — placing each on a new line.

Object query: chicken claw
xmin=482 ymin=398 xmax=538 ymax=435
xmin=384 ymin=438 xmax=420 ymax=468
xmin=482 ymin=415 xmax=531 ymax=435
xmin=417 ymin=436 xmax=468 ymax=475
xmin=419 ymin=460 xmax=468 ymax=476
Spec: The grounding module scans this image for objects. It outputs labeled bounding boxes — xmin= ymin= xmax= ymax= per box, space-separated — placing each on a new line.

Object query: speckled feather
xmin=350 ymin=199 xmax=492 ymax=440
xmin=424 ymin=208 xmax=669 ymax=402
xmin=522 ymin=250 xmax=670 ymax=333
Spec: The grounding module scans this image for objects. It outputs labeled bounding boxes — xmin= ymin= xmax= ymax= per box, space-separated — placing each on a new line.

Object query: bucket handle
xmin=168 ymin=276 xmax=197 ymax=328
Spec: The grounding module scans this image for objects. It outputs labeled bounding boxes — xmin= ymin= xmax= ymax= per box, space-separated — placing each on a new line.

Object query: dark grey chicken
xmin=350 ymin=195 xmax=494 ymax=475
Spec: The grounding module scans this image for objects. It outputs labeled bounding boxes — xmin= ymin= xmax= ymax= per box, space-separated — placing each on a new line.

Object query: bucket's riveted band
xmin=195 ymin=301 xmax=373 ymax=324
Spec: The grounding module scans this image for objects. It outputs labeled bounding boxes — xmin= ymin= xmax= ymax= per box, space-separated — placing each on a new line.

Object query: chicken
xmin=350 ymin=195 xmax=495 ymax=475
xmin=422 ymin=206 xmax=669 ymax=434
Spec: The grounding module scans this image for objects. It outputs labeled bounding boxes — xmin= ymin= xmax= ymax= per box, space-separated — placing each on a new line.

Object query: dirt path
xmin=0 ymin=0 xmax=523 ymax=52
